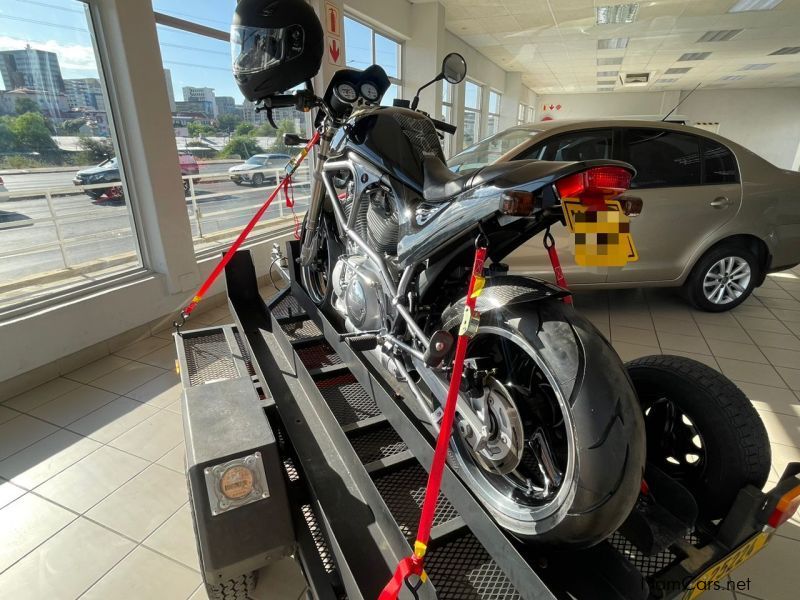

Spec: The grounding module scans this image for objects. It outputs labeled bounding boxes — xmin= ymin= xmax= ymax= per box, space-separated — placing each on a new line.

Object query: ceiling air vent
xmin=697 ymin=29 xmax=743 ymax=42
xmin=619 ymin=72 xmax=651 ymax=86
xmin=679 ymin=52 xmax=712 ymax=61
xmin=770 ymin=47 xmax=800 ymax=55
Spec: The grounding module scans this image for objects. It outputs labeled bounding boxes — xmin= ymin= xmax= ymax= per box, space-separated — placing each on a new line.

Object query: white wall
xmin=537 ymin=87 xmax=800 ymax=170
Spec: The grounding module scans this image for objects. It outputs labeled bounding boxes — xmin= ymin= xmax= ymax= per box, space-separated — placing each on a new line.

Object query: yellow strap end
xmin=414 ymin=540 xmax=427 ymax=559
xmin=420 ymin=570 xmax=428 ymax=583
xmin=191 ymin=295 xmax=201 ymax=304
xmin=470 ymin=276 xmax=486 ymax=299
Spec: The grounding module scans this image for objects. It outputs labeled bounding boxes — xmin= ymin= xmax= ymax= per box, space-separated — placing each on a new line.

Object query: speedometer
xmin=335 ymin=82 xmax=357 ymax=102
xmin=360 ymin=82 xmax=380 ymax=102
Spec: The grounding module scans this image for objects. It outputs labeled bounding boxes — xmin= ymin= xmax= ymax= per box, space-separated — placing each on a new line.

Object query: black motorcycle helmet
xmin=232 ymin=0 xmax=324 ymax=101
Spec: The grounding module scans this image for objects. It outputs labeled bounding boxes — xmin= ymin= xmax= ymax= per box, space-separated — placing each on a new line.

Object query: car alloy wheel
xmin=702 ymin=256 xmax=751 ymax=305
xmin=252 ymin=173 xmax=264 ymax=186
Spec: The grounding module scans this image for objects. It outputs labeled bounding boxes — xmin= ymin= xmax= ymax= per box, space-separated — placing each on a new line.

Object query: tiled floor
xmin=1 ymin=271 xmax=799 ymax=599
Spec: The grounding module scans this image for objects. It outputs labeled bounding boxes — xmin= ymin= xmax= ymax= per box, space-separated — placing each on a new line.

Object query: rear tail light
xmin=768 ymin=484 xmax=800 ymax=529
xmin=501 ymin=190 xmax=535 ymax=216
xmin=555 ymin=166 xmax=632 ymax=204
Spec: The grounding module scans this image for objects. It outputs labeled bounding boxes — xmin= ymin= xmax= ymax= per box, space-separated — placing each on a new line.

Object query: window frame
xmin=343 ymin=14 xmax=403 ymax=102
xmin=486 ymin=89 xmax=502 ymax=137
xmin=462 ymin=79 xmax=483 ymax=150
xmin=440 ymin=80 xmax=454 ymax=158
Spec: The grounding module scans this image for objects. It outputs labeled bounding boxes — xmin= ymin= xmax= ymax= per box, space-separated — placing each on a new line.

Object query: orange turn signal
xmin=501 ymin=191 xmax=535 ymax=216
xmin=768 ymin=484 xmax=800 ymax=528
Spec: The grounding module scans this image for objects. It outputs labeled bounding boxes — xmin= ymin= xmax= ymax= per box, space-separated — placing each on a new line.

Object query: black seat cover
xmin=422 ymin=156 xmax=541 ymax=202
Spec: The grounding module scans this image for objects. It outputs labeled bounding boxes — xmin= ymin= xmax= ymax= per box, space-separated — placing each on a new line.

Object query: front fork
xmin=299 ymin=128 xmax=334 ymax=266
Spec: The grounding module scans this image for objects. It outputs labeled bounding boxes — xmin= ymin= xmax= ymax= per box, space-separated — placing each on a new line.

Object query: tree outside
xmin=188 ymin=121 xmax=216 ymax=138
xmin=234 ymin=122 xmax=255 ymax=137
xmin=219 ymin=135 xmax=264 ymax=159
xmin=217 ymin=113 xmax=242 ymax=134
xmin=268 ymin=119 xmax=298 ymax=155
xmin=14 ymin=98 xmax=41 ymax=115
xmin=9 ymin=112 xmax=58 ymax=152
xmin=78 ymin=136 xmax=114 ymax=162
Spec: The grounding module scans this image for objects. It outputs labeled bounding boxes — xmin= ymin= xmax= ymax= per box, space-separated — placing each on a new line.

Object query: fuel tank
xmin=330 ymin=106 xmax=445 ymax=192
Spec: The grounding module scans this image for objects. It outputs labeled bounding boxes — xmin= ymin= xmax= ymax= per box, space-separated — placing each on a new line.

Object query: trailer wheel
xmin=625 ymin=355 xmax=771 ymax=519
xmin=206 ymin=572 xmax=259 ymax=600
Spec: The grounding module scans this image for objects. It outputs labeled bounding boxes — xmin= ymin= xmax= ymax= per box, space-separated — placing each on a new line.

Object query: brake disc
xmin=463 ymin=379 xmax=525 ymax=475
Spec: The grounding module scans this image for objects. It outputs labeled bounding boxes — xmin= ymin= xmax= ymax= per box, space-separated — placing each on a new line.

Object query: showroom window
xmin=486 ymin=90 xmax=501 ymax=137
xmin=517 ymin=104 xmax=527 ymax=125
xmin=622 ymin=128 xmax=702 ymax=189
xmin=463 ymin=80 xmax=482 ymax=149
xmin=440 ymin=80 xmax=454 ymax=158
xmin=153 ymin=6 xmax=312 ymax=257
xmin=0 ymin=0 xmax=142 ymax=312
xmin=344 ymin=15 xmax=402 ymax=106
xmin=527 ymin=106 xmax=535 ymax=123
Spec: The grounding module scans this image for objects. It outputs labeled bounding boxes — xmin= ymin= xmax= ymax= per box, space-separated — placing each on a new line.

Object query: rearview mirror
xmin=442 ymin=53 xmax=467 ymax=84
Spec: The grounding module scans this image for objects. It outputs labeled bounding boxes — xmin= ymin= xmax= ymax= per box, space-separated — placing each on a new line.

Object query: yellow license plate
xmin=561 ymin=198 xmax=638 ymax=267
xmin=682 ymin=531 xmax=772 ymax=600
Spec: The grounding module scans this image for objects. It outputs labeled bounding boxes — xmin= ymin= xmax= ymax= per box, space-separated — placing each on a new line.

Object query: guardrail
xmin=0 ymin=163 xmax=313 ymax=273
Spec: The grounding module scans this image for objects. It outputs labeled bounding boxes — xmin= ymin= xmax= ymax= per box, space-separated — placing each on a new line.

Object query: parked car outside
xmin=448 ymin=120 xmax=800 ymax=311
xmin=74 ymin=153 xmax=200 ymax=199
xmin=229 ymin=153 xmax=291 ymax=186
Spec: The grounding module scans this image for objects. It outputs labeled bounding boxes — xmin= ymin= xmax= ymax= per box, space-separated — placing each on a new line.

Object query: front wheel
xmin=252 ymin=173 xmax=264 ymax=187
xmin=299 ymin=215 xmax=340 ymax=307
xmin=447 ymin=301 xmax=646 ymax=548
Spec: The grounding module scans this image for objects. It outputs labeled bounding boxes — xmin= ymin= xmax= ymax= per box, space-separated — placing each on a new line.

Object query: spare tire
xmin=625 ymin=355 xmax=771 ymax=519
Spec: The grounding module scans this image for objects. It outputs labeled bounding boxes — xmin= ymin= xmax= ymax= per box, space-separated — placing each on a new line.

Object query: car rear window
xmin=623 ymin=128 xmax=702 ymax=189
xmin=702 ymin=139 xmax=739 ymax=184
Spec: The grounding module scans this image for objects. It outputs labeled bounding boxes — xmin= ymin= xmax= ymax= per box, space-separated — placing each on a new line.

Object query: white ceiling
xmin=434 ymin=0 xmax=800 ymax=93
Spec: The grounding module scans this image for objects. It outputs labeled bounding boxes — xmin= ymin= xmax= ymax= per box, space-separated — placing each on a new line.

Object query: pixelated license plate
xmin=561 ymin=198 xmax=639 ymax=267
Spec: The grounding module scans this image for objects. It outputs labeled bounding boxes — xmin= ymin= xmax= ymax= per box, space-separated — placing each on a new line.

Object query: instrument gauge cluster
xmin=360 ymin=82 xmax=380 ymax=103
xmin=334 ymin=82 xmax=358 ymax=103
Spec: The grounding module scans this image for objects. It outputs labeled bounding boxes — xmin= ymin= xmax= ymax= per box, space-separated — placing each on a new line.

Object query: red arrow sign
xmin=329 ymin=39 xmax=340 ymax=63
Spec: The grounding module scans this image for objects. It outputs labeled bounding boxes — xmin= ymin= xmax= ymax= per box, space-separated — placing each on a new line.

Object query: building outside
xmin=63 ymin=78 xmax=102 ymax=109
xmin=0 ymin=45 xmax=65 ymax=93
xmin=215 ymin=96 xmax=236 ymax=116
xmin=182 ymin=86 xmax=216 ymax=118
xmin=174 ymin=100 xmax=214 ymax=117
xmin=164 ymin=68 xmax=176 ymax=112
xmin=0 ymin=87 xmax=69 ymax=119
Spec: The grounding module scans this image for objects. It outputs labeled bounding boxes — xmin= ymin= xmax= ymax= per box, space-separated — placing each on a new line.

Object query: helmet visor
xmin=231 ymin=25 xmax=301 ymax=76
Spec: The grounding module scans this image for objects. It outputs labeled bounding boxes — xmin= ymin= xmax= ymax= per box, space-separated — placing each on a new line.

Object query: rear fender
xmin=440 ymin=275 xmax=569 ymax=331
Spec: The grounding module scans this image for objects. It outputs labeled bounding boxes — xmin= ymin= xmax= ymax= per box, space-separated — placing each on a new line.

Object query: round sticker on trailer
xmin=220 ymin=465 xmax=255 ymax=500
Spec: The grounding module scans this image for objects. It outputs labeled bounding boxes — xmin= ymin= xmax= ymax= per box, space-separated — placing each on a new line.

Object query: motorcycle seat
xmin=422 ymin=156 xmax=540 ymax=203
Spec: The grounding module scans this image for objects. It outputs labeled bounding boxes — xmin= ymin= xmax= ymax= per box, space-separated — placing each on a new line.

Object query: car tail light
xmin=768 ymin=484 xmax=800 ymax=529
xmin=555 ymin=166 xmax=632 ymax=204
xmin=501 ymin=190 xmax=535 ymax=216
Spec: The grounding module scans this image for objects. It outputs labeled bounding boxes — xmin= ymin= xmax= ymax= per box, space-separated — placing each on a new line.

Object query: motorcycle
xmin=266 ymin=54 xmax=646 ymax=548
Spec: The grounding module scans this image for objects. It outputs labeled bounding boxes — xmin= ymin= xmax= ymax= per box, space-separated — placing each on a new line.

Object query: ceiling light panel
xmin=740 ymin=63 xmax=775 ymax=70
xmin=597 ymin=70 xmax=619 ymax=77
xmin=678 ymin=52 xmax=712 ymax=61
xmin=697 ymin=30 xmax=743 ymax=42
xmin=770 ymin=47 xmax=800 ymax=55
xmin=596 ymin=4 xmax=640 ymax=25
xmin=598 ymin=38 xmax=630 ymax=50
xmin=729 ymin=0 xmax=783 ymax=12
xmin=598 ymin=57 xmax=625 ymax=65
xmin=657 ymin=78 xmax=678 ymax=83
xmin=720 ymin=75 xmax=746 ymax=80
xmin=665 ymin=67 xmax=692 ymax=74
xmin=597 ymin=79 xmax=617 ymax=85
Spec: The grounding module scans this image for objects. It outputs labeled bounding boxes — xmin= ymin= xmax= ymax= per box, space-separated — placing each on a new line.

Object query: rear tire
xmin=448 ymin=300 xmax=646 ymax=548
xmin=684 ymin=243 xmax=759 ymax=312
xmin=626 ymin=355 xmax=770 ymax=519
xmin=206 ymin=572 xmax=259 ymax=600
xmin=252 ymin=173 xmax=264 ymax=187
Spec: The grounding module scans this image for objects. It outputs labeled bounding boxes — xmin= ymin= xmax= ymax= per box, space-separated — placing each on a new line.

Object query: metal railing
xmin=0 ymin=162 xmax=312 ymax=284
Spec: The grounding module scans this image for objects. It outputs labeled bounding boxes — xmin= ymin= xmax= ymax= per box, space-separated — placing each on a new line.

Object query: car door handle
xmin=709 ymin=196 xmax=732 ymax=209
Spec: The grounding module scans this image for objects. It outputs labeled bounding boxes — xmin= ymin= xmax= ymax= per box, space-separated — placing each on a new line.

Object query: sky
xmin=0 ymin=0 xmax=395 ymax=104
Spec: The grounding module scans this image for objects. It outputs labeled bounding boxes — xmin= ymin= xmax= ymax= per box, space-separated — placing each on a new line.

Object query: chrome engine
xmin=331 ymin=255 xmax=386 ymax=333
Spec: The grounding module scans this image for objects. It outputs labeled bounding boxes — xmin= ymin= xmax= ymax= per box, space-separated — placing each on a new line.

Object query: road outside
xmin=0 ymin=160 xmax=310 ymax=308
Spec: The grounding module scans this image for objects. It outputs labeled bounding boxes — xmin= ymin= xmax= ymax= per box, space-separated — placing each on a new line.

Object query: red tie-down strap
xmin=174 ymin=131 xmax=320 ymax=329
xmin=281 ymin=175 xmax=302 ymax=240
xmin=380 ymin=240 xmax=488 ymax=600
xmin=543 ymin=228 xmax=573 ymax=304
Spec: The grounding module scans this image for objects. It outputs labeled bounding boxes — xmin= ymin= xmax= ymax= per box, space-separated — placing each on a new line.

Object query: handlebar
xmin=430 ymin=117 xmax=456 ymax=135
xmin=262 ymin=94 xmax=298 ymax=109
